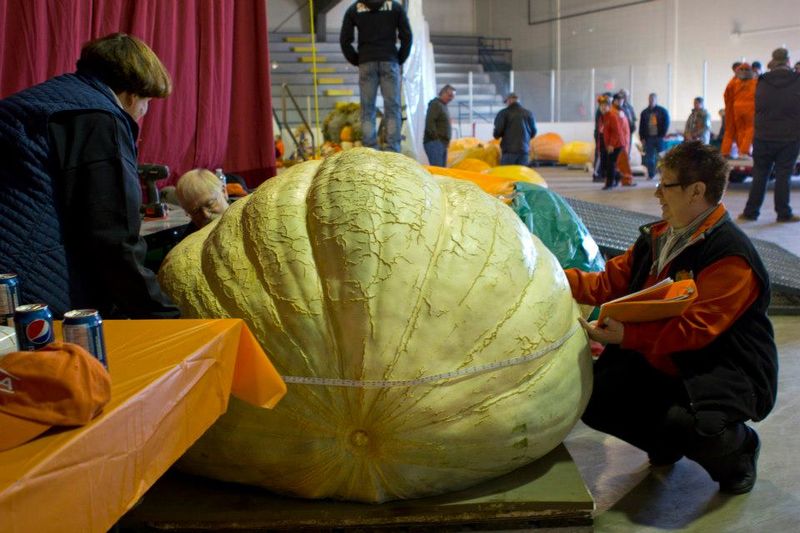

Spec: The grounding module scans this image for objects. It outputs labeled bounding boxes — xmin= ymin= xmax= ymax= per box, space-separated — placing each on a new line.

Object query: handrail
xmin=280 ymin=83 xmax=317 ymax=160
xmin=272 ymin=106 xmax=304 ymax=161
xmin=478 ymin=37 xmax=512 ymax=99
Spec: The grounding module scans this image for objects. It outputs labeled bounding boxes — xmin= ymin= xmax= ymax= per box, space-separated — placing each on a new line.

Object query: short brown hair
xmin=658 ymin=141 xmax=728 ymax=204
xmin=76 ymin=33 xmax=171 ymax=97
xmin=439 ymin=84 xmax=456 ymax=96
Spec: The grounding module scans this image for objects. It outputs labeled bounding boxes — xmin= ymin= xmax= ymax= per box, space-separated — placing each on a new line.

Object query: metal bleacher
xmin=564 ymin=197 xmax=800 ymax=315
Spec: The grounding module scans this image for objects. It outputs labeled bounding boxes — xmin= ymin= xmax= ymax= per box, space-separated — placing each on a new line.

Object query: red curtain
xmin=0 ymin=0 xmax=275 ymax=187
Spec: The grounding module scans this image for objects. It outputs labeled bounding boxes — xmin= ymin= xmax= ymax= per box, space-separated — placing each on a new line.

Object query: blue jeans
xmin=743 ymin=138 xmax=800 ymax=219
xmin=643 ymin=137 xmax=664 ymax=178
xmin=359 ymin=61 xmax=402 ymax=153
xmin=500 ymin=152 xmax=529 ymax=165
xmin=424 ymin=140 xmax=448 ymax=167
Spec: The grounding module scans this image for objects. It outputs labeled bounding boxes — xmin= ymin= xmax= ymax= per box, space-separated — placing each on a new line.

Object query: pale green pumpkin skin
xmin=159 ymin=148 xmax=592 ymax=503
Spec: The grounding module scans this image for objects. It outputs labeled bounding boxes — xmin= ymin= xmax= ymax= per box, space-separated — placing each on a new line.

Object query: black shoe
xmin=777 ymin=214 xmax=800 ymax=223
xmin=648 ymin=450 xmax=683 ymax=468
xmin=718 ymin=428 xmax=760 ymax=495
xmin=738 ymin=213 xmax=758 ymax=222
xmin=601 ymin=185 xmax=613 ymax=190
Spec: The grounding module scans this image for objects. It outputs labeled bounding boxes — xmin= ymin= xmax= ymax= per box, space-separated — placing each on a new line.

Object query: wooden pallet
xmin=118 ymin=444 xmax=593 ymax=531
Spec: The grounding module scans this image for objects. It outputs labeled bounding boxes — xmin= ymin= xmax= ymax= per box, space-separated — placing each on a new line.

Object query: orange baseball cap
xmin=0 ymin=342 xmax=111 ymax=452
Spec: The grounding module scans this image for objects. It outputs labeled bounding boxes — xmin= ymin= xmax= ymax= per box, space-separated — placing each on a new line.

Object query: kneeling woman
xmin=566 ymin=141 xmax=778 ymax=494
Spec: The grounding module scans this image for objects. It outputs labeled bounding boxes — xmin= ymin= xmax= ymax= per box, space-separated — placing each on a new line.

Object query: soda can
xmin=0 ymin=273 xmax=19 ymax=327
xmin=63 ymin=309 xmax=107 ymax=369
xmin=14 ymin=303 xmax=54 ymax=351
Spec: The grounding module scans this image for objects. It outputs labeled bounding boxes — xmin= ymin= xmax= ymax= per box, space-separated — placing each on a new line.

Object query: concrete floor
xmin=539 ymin=166 xmax=800 ymax=532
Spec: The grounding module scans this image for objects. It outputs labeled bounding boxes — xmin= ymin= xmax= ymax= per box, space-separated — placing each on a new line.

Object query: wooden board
xmin=118 ymin=444 xmax=593 ymax=531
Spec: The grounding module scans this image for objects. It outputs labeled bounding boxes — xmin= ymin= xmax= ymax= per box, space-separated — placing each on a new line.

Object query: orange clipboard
xmin=597 ymin=278 xmax=698 ymax=323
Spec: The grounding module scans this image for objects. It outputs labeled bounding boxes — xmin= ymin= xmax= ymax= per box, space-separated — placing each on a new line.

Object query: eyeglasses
xmin=188 ymin=196 xmax=220 ymax=217
xmin=656 ymin=181 xmax=683 ymax=190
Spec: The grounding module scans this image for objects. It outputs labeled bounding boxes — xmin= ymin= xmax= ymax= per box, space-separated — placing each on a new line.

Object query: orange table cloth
xmin=0 ymin=319 xmax=286 ymax=533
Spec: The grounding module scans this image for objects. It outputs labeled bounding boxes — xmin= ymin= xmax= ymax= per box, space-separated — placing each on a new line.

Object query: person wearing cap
xmin=339 ymin=0 xmax=412 ymax=153
xmin=423 ymin=85 xmax=456 ymax=167
xmin=721 ymin=61 xmax=743 ymax=157
xmin=752 ymin=61 xmax=763 ymax=77
xmin=0 ymin=342 xmax=111 ymax=451
xmin=740 ymin=47 xmax=800 ymax=223
xmin=567 ymin=141 xmax=777 ymax=495
xmin=684 ymin=97 xmax=712 ymax=144
xmin=0 ymin=33 xmax=179 ymax=319
xmin=493 ymin=93 xmax=537 ymax=165
xmin=638 ymin=93 xmax=670 ymax=179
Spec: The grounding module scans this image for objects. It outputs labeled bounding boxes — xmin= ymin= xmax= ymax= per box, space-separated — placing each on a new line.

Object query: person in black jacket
xmin=423 ymin=84 xmax=455 ymax=167
xmin=493 ymin=93 xmax=537 ymax=165
xmin=639 ymin=93 xmax=670 ymax=179
xmin=340 ymin=0 xmax=412 ymax=153
xmin=0 ymin=33 xmax=179 ymax=319
xmin=569 ymin=142 xmax=777 ymax=494
xmin=739 ymin=48 xmax=800 ymax=223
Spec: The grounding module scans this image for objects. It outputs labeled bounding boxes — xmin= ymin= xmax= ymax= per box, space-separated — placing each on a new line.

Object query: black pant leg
xmin=581 ymin=349 xmax=685 ymax=454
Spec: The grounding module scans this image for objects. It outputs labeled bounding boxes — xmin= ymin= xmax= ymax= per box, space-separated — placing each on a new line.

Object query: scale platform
xmin=118 ymin=444 xmax=593 ymax=531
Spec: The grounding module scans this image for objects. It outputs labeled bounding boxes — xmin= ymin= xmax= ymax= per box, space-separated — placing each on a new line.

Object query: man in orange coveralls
xmin=566 ymin=141 xmax=777 ymax=494
xmin=722 ymin=63 xmax=757 ymax=157
xmin=598 ymin=95 xmax=626 ymax=190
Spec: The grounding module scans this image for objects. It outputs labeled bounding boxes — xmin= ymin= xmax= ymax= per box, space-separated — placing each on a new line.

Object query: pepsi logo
xmin=26 ymin=319 xmax=52 ymax=344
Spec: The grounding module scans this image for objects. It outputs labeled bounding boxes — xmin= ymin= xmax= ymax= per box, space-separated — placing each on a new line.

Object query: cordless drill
xmin=137 ymin=164 xmax=169 ymax=218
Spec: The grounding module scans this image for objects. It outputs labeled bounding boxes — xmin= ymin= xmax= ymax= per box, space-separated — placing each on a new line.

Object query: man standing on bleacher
xmin=340 ymin=1 xmax=412 ymax=153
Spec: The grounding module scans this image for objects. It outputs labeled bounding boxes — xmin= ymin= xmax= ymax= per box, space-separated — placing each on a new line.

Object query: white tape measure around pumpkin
xmin=282 ymin=322 xmax=581 ymax=388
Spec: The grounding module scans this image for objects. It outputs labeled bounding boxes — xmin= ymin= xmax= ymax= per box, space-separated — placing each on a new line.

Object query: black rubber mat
xmin=564 ymin=197 xmax=800 ymax=314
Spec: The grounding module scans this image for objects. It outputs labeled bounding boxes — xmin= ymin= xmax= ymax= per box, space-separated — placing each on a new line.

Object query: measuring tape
xmin=282 ymin=322 xmax=581 ymax=389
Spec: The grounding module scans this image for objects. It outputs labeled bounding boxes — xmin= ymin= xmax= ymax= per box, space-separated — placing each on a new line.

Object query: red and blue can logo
xmin=14 ymin=303 xmax=54 ymax=350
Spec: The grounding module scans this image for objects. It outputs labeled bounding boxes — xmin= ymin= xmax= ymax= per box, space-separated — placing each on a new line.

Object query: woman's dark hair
xmin=659 ymin=141 xmax=728 ymax=204
xmin=76 ymin=32 xmax=171 ymax=97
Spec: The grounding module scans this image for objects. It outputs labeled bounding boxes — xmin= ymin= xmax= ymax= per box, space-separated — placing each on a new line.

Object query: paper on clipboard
xmin=597 ymin=278 xmax=698 ymax=323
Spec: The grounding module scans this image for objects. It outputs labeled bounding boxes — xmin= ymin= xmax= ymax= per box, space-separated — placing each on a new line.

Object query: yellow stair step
xmin=325 ymin=89 xmax=354 ymax=96
xmin=309 ymin=67 xmax=336 ymax=73
xmin=318 ymin=77 xmax=344 ymax=84
xmin=299 ymin=56 xmax=327 ymax=63
xmin=291 ymin=46 xmax=317 ymax=53
xmin=284 ymin=36 xmax=311 ymax=43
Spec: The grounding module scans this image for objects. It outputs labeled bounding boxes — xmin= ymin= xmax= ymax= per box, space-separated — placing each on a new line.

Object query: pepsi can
xmin=14 ymin=303 xmax=54 ymax=350
xmin=62 ymin=309 xmax=107 ymax=369
xmin=0 ymin=273 xmax=19 ymax=327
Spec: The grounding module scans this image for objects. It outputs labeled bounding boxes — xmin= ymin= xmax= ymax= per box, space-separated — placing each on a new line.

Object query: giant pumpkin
xmin=159 ymin=148 xmax=592 ymax=503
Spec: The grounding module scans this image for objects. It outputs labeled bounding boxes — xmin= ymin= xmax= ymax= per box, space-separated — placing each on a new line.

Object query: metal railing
xmin=278 ymin=83 xmax=316 ymax=160
xmin=478 ymin=37 xmax=513 ymax=99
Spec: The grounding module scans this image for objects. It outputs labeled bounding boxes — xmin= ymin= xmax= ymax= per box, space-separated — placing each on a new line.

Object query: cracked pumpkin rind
xmin=158 ymin=148 xmax=592 ymax=503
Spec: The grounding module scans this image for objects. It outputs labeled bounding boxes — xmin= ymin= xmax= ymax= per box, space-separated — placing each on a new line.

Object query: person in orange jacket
xmin=731 ymin=63 xmax=757 ymax=157
xmin=566 ymin=141 xmax=777 ymax=494
xmin=598 ymin=95 xmax=625 ymax=190
xmin=613 ymin=92 xmax=636 ymax=186
xmin=721 ymin=61 xmax=742 ymax=157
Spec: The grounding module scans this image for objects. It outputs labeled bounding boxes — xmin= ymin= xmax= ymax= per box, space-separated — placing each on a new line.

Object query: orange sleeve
xmin=621 ymin=256 xmax=760 ymax=363
xmin=565 ymin=247 xmax=635 ymax=306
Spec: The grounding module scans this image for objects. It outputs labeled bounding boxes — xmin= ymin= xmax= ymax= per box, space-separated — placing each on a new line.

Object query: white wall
xmin=422 ymin=0 xmax=476 ymax=35
xmin=473 ymin=0 xmax=800 ymax=130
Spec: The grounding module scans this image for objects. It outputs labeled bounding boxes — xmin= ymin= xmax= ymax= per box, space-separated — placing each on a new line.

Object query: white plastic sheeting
xmin=401 ymin=0 xmax=436 ymax=163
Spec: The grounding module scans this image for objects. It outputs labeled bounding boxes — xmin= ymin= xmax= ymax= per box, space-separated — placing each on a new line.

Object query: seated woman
xmin=566 ymin=141 xmax=778 ymax=494
xmin=176 ymin=168 xmax=229 ymax=231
